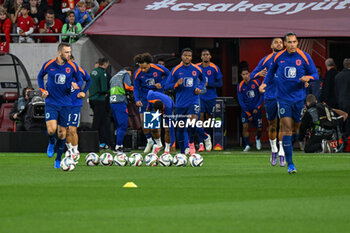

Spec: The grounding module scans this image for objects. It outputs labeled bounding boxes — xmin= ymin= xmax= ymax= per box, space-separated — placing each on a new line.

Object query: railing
xmin=0 ymin=0 xmax=117 ymax=43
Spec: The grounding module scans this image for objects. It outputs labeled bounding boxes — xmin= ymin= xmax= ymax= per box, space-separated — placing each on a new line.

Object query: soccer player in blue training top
xmin=147 ymin=90 xmax=176 ymax=154
xmin=250 ymin=37 xmax=286 ymax=166
xmin=133 ymin=53 xmax=170 ymax=154
xmin=110 ymin=67 xmax=134 ymax=153
xmin=260 ymin=32 xmax=319 ymax=174
xmin=65 ymin=55 xmax=91 ymax=162
xmin=196 ymin=49 xmax=223 ymax=152
xmin=165 ymin=48 xmax=212 ymax=155
xmin=38 ymin=42 xmax=83 ymax=169
xmin=237 ymin=67 xmax=263 ymax=152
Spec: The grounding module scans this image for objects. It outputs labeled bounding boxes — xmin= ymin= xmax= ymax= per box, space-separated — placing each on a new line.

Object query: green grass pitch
xmin=1 ymin=150 xmax=350 ymax=233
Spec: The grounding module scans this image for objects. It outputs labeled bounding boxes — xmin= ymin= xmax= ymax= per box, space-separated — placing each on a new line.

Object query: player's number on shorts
xmin=69 ymin=114 xmax=79 ymax=122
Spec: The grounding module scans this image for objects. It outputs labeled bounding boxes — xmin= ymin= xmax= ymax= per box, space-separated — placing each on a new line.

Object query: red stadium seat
xmin=0 ymin=92 xmax=18 ymax=132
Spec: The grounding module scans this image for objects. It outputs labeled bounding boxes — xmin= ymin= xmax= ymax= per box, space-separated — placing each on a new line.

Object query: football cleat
xmin=256 ymin=137 xmax=262 ymax=150
xmin=198 ymin=143 xmax=205 ymax=152
xmin=279 ymin=155 xmax=286 ymax=167
xmin=189 ymin=142 xmax=196 ymax=155
xmin=47 ymin=139 xmax=56 ymax=158
xmin=243 ymin=145 xmax=251 ymax=152
xmin=184 ymin=147 xmax=190 ymax=155
xmin=270 ymin=152 xmax=277 ymax=166
xmin=287 ymin=164 xmax=297 ymax=174
xmin=54 ymin=160 xmax=61 ymax=169
xmin=144 ymin=140 xmax=154 ymax=154
xmin=152 ymin=145 xmax=164 ymax=155
xmin=204 ymin=135 xmax=212 ymax=152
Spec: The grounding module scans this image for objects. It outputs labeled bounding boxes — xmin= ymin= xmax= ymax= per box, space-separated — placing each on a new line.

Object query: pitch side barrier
xmin=144 ymin=0 xmax=350 ymax=15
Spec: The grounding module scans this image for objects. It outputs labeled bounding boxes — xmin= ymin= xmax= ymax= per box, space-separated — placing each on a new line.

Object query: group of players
xmin=38 ymin=31 xmax=319 ymax=174
xmin=238 ymin=32 xmax=319 ymax=174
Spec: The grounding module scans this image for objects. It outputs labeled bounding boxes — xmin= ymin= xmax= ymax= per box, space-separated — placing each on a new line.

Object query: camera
xmin=45 ymin=20 xmax=50 ymax=28
xmin=28 ymin=91 xmax=45 ymax=119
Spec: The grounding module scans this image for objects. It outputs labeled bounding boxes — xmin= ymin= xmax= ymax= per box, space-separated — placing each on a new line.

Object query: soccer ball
xmin=189 ymin=153 xmax=203 ymax=167
xmin=128 ymin=153 xmax=143 ymax=167
xmin=99 ymin=153 xmax=113 ymax=166
xmin=144 ymin=153 xmax=158 ymax=167
xmin=114 ymin=153 xmax=128 ymax=166
xmin=85 ymin=152 xmax=99 ymax=166
xmin=158 ymin=153 xmax=173 ymax=167
xmin=173 ymin=153 xmax=187 ymax=167
xmin=60 ymin=157 xmax=76 ymax=171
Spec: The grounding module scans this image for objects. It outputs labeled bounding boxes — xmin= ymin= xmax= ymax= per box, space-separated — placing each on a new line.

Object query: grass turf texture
xmin=0 ymin=150 xmax=350 ymax=233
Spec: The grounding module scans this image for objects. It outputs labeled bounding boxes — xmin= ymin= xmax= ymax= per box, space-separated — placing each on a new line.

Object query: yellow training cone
xmin=123 ymin=182 xmax=138 ymax=188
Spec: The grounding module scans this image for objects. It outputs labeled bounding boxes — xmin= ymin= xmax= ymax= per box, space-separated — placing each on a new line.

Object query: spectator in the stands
xmin=96 ymin=0 xmax=108 ymax=15
xmin=61 ymin=10 xmax=82 ymax=43
xmin=0 ymin=7 xmax=11 ymax=53
xmin=38 ymin=9 xmax=62 ymax=43
xmin=74 ymin=1 xmax=91 ymax=27
xmin=9 ymin=87 xmax=34 ymax=131
xmin=9 ymin=0 xmax=23 ymax=25
xmin=17 ymin=3 xmax=35 ymax=43
xmin=85 ymin=0 xmax=99 ymax=18
xmin=28 ymin=0 xmax=45 ymax=31
xmin=320 ymin=58 xmax=338 ymax=108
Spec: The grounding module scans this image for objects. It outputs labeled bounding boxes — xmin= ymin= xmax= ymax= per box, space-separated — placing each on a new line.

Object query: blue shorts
xmin=138 ymin=99 xmax=148 ymax=114
xmin=264 ymin=99 xmax=278 ymax=121
xmin=175 ymin=103 xmax=200 ymax=120
xmin=45 ymin=104 xmax=70 ymax=127
xmin=241 ymin=109 xmax=262 ymax=128
xmin=200 ymin=98 xmax=216 ymax=114
xmin=278 ymin=99 xmax=305 ymax=122
xmin=68 ymin=106 xmax=81 ymax=127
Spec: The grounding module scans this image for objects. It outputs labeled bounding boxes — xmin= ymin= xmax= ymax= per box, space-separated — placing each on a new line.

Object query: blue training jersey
xmin=165 ymin=62 xmax=206 ymax=108
xmin=250 ymin=52 xmax=277 ymax=100
xmin=133 ymin=64 xmax=170 ymax=103
xmin=38 ymin=58 xmax=83 ymax=106
xmin=196 ymin=62 xmax=223 ymax=100
xmin=263 ymin=48 xmax=319 ymax=102
xmin=71 ymin=66 xmax=92 ymax=107
xmin=237 ymin=79 xmax=263 ymax=114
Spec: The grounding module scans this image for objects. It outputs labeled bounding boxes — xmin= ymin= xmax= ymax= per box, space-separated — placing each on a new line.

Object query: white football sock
xmin=278 ymin=141 xmax=285 ymax=156
xmin=66 ymin=143 xmax=72 ymax=150
xmin=72 ymin=145 xmax=78 ymax=153
xmin=155 ymin=138 xmax=162 ymax=147
xmin=270 ymin=139 xmax=278 ymax=153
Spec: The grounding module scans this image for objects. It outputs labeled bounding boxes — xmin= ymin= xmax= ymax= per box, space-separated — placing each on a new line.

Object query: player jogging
xmin=260 ymin=32 xmax=319 ymax=174
xmin=37 ymin=42 xmax=83 ymax=169
xmin=110 ymin=67 xmax=134 ymax=153
xmin=133 ymin=53 xmax=170 ymax=153
xmin=196 ymin=49 xmax=223 ymax=152
xmin=250 ymin=38 xmax=286 ymax=166
xmin=237 ymin=67 xmax=263 ymax=152
xmin=165 ymin=48 xmax=212 ymax=155
xmin=65 ymin=55 xmax=91 ymax=162
xmin=147 ymin=90 xmax=176 ymax=154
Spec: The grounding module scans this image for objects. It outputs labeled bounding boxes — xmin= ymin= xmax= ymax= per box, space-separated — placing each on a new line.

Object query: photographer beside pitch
xmin=38 ymin=42 xmax=83 ymax=169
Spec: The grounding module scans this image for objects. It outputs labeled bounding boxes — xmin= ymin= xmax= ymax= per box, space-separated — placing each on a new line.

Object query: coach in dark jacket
xmin=321 ymin=58 xmax=338 ymax=108
xmin=335 ymin=58 xmax=350 ymax=136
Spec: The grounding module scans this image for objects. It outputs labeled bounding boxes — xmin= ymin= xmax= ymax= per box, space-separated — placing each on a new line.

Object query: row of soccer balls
xmin=61 ymin=152 xmax=203 ymax=171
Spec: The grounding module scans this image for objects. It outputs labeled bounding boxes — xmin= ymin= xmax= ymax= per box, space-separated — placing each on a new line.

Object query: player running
xmin=237 ymin=67 xmax=263 ymax=152
xmin=133 ymin=53 xmax=170 ymax=153
xmin=260 ymin=32 xmax=319 ymax=174
xmin=196 ymin=49 xmax=223 ymax=152
xmin=65 ymin=55 xmax=91 ymax=163
xmin=165 ymin=48 xmax=212 ymax=155
xmin=110 ymin=67 xmax=134 ymax=153
xmin=147 ymin=90 xmax=176 ymax=154
xmin=37 ymin=42 xmax=83 ymax=168
xmin=250 ymin=38 xmax=285 ymax=166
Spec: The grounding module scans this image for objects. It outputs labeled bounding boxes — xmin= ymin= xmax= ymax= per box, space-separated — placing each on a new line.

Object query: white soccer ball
xmin=114 ymin=153 xmax=128 ymax=166
xmin=60 ymin=157 xmax=76 ymax=171
xmin=99 ymin=153 xmax=113 ymax=166
xmin=173 ymin=153 xmax=187 ymax=167
xmin=128 ymin=153 xmax=143 ymax=167
xmin=144 ymin=153 xmax=159 ymax=167
xmin=189 ymin=153 xmax=203 ymax=167
xmin=158 ymin=153 xmax=173 ymax=167
xmin=85 ymin=152 xmax=99 ymax=166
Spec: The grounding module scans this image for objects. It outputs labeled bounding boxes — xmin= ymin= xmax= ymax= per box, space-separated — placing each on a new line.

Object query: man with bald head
xmin=321 ymin=58 xmax=338 ymax=108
